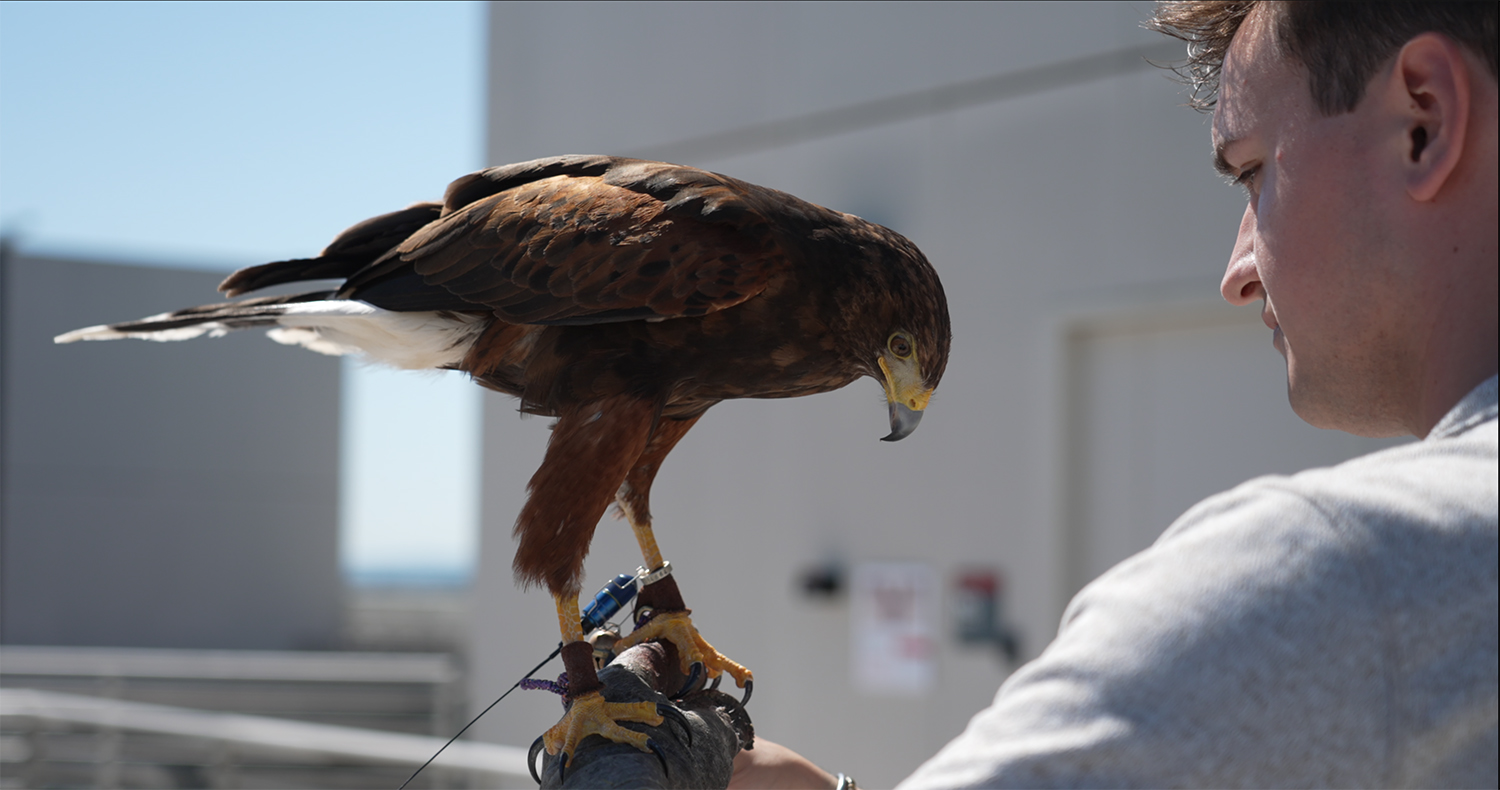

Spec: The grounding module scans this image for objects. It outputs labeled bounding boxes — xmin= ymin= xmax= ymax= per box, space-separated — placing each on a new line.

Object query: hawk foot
xmin=542 ymin=690 xmax=662 ymax=759
xmin=617 ymin=610 xmax=754 ymax=694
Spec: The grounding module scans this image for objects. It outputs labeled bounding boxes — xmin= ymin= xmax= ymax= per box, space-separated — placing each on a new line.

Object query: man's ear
xmin=1393 ymin=33 xmax=1471 ymax=202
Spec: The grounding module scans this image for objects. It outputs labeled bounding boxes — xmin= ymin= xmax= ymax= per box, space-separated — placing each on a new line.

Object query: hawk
xmin=56 ymin=155 xmax=951 ymax=765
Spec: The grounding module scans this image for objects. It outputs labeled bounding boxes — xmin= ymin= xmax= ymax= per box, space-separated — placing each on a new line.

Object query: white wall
xmin=468 ymin=4 xmax=1405 ymax=786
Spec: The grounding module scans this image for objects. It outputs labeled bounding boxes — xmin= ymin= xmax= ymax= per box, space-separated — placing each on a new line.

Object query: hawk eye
xmin=888 ymin=333 xmax=913 ymax=359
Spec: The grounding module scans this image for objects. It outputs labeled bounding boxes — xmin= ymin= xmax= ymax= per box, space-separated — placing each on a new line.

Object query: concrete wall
xmin=469 ymin=3 xmax=1406 ymax=785
xmin=0 ymin=252 xmax=342 ymax=650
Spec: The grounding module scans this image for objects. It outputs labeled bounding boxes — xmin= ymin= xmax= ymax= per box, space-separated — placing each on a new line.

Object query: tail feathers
xmin=55 ymin=293 xmax=490 ymax=371
xmin=54 ymin=291 xmax=337 ymax=345
xmin=218 ymin=202 xmax=443 ymax=297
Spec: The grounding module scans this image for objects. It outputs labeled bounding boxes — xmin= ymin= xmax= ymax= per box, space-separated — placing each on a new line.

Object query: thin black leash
xmin=397 ymin=646 xmax=561 ymax=790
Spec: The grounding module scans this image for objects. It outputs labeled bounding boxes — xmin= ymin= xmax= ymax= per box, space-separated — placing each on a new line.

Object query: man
xmin=732 ymin=2 xmax=1497 ymax=787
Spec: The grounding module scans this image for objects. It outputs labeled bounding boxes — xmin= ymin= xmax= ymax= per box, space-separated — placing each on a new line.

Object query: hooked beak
xmin=877 ymin=356 xmax=932 ymax=442
xmin=883 ymin=401 xmax=924 ymax=442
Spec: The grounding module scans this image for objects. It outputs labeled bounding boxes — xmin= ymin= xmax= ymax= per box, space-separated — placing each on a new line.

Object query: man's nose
xmin=1221 ymin=204 xmax=1264 ymax=305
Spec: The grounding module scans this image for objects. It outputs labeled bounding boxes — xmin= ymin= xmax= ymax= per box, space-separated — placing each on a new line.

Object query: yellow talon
xmin=542 ymin=691 xmax=662 ymax=757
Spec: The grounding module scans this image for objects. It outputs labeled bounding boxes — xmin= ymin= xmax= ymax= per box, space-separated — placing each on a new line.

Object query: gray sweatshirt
xmin=900 ymin=376 xmax=1499 ymax=789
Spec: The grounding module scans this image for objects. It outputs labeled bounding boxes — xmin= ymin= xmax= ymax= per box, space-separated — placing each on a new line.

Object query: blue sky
xmin=1 ymin=1 xmax=487 ymax=582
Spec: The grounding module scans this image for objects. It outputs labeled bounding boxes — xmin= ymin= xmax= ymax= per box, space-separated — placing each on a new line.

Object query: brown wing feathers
xmin=390 ymin=166 xmax=783 ymax=325
xmin=293 ymin=157 xmax=788 ymax=329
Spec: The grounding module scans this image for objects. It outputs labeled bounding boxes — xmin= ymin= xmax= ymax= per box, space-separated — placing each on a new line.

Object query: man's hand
xmin=730 ymin=737 xmax=839 ymax=789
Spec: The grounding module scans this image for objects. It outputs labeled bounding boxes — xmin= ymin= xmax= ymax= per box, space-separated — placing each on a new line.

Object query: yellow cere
xmin=878 ymin=356 xmax=933 ymax=411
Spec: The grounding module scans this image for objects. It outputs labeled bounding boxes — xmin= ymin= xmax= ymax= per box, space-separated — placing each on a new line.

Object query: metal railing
xmin=0 ymin=646 xmax=527 ymax=788
xmin=1 ymin=645 xmax=462 ymax=737
xmin=1 ymin=688 xmax=530 ymax=789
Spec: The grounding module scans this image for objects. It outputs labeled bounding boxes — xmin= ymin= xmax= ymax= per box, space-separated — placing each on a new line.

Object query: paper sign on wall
xmin=851 ymin=560 xmax=937 ymax=696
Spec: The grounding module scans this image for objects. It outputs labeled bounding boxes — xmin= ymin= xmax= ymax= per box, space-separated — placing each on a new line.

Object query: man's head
xmin=1151 ymin=1 xmax=1499 ymax=438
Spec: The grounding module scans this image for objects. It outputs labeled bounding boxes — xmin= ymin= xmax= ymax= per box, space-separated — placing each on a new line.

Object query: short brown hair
xmin=1149 ymin=1 xmax=1499 ymax=114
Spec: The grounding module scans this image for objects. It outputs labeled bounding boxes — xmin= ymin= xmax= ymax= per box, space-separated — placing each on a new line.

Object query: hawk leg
xmin=543 ymin=594 xmax=665 ymax=763
xmin=614 ymin=415 xmax=753 ymax=697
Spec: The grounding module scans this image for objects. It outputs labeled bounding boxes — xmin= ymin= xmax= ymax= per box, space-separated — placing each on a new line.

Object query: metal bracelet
xmin=835 ymin=772 xmax=858 ymax=790
xmin=637 ymin=561 xmax=673 ymax=587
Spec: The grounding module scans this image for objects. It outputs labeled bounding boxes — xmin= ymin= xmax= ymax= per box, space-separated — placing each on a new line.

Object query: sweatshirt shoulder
xmin=1170 ymin=416 xmax=1496 ymax=550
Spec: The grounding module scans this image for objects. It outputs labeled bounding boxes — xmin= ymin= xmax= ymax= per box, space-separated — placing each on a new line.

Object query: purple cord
xmin=521 ymin=672 xmax=569 ymax=697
